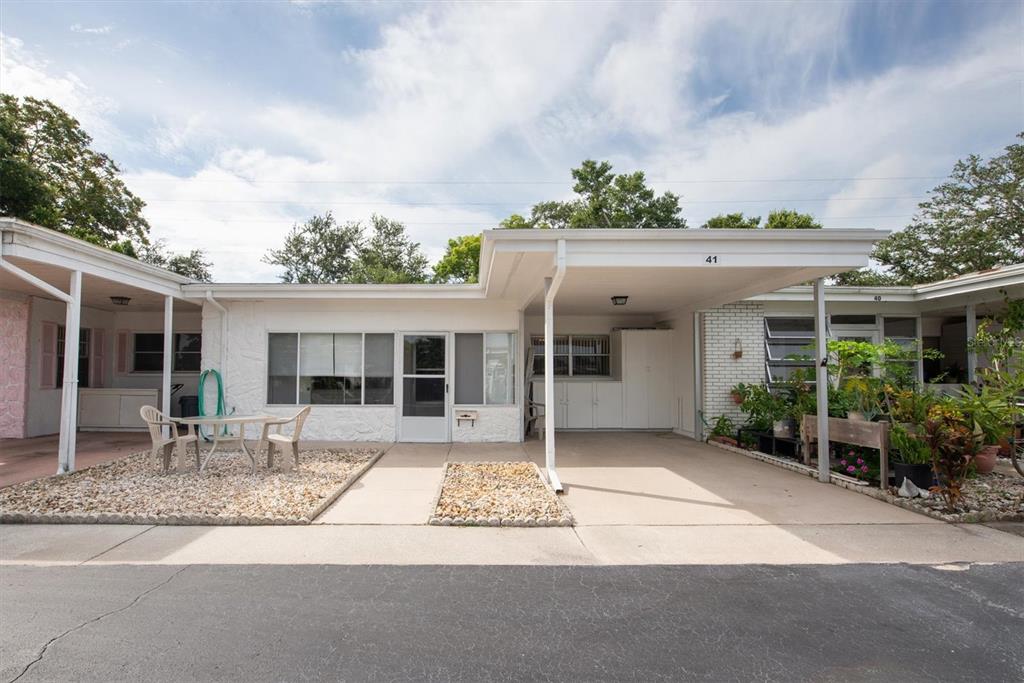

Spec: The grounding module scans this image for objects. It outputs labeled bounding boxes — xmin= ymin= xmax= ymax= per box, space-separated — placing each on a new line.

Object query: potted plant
xmin=707 ymin=415 xmax=737 ymax=447
xmin=889 ymin=423 xmax=933 ymax=489
xmin=956 ymin=386 xmax=1011 ymax=475
xmin=729 ymin=385 xmax=745 ymax=406
xmin=844 ymin=376 xmax=882 ymax=421
xmin=737 ymin=383 xmax=790 ymax=437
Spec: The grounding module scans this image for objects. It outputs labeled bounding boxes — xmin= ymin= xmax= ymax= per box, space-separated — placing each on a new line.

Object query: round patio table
xmin=172 ymin=415 xmax=275 ymax=474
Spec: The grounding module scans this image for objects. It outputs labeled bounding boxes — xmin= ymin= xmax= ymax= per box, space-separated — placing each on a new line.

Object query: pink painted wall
xmin=0 ymin=297 xmax=30 ymax=438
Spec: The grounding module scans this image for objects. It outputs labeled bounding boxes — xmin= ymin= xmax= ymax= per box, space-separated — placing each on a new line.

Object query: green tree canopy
xmin=350 ymin=215 xmax=429 ymax=284
xmin=835 ymin=132 xmax=1024 ymax=286
xmin=1 ymin=94 xmax=149 ymax=252
xmin=432 ymin=234 xmax=481 ymax=283
xmin=763 ymin=209 xmax=822 ymax=230
xmin=138 ymin=240 xmax=213 ymax=282
xmin=701 ymin=212 xmax=762 ymax=229
xmin=501 ymin=160 xmax=686 ymax=230
xmin=0 ymin=94 xmax=212 ymax=279
xmin=263 ymin=212 xmax=429 ymax=284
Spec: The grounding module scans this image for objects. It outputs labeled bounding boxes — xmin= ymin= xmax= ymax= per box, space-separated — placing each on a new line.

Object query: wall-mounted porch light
xmin=733 ymin=338 xmax=743 ymax=359
xmin=610 ymin=295 xmax=629 ymax=306
xmin=110 ymin=296 xmax=132 ymax=306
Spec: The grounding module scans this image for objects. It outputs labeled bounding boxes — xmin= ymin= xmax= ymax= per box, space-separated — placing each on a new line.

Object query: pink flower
xmin=847 ymin=465 xmax=856 ymax=473
xmin=840 ymin=459 xmax=847 ymax=466
xmin=861 ymin=465 xmax=869 ymax=473
xmin=856 ymin=458 xmax=864 ymax=465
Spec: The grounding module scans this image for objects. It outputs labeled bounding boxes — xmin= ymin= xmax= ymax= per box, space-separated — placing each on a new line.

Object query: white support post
xmin=693 ymin=311 xmax=703 ymax=441
xmin=56 ymin=271 xmax=82 ymax=475
xmin=162 ymin=295 xmax=173 ymax=438
xmin=813 ymin=278 xmax=830 ymax=483
xmin=543 ymin=240 xmax=567 ymax=492
xmin=965 ymin=303 xmax=977 ymax=386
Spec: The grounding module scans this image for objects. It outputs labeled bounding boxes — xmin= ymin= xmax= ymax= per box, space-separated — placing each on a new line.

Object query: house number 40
xmin=705 ymin=255 xmax=718 ymax=263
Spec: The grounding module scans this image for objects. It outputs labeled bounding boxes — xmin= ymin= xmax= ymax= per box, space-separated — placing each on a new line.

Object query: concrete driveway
xmin=320 ymin=431 xmax=930 ymax=527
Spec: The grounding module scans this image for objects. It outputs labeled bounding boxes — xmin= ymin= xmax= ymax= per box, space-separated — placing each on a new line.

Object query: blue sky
xmin=1 ymin=0 xmax=1021 ymax=281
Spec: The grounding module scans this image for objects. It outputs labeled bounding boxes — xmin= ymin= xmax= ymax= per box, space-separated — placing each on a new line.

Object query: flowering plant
xmin=837 ymin=449 xmax=874 ymax=481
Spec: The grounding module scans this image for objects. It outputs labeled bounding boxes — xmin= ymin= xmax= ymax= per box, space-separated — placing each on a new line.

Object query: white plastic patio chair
xmin=260 ymin=407 xmax=311 ymax=470
xmin=140 ymin=405 xmax=199 ymax=473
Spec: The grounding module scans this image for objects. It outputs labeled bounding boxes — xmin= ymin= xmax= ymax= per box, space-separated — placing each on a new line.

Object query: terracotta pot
xmin=730 ymin=392 xmax=743 ymax=405
xmin=974 ymin=445 xmax=999 ymax=475
xmin=997 ymin=438 xmax=1011 ymax=458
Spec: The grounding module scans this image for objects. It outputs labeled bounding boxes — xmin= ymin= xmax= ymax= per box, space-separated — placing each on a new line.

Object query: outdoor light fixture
xmin=110 ymin=296 xmax=131 ymax=306
xmin=733 ymin=338 xmax=743 ymax=359
xmin=610 ymin=295 xmax=628 ymax=306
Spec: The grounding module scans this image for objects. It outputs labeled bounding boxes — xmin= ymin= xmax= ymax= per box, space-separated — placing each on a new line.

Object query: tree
xmin=263 ymin=212 xmax=363 ymax=283
xmin=138 ymin=240 xmax=213 ymax=281
xmin=263 ymin=212 xmax=429 ymax=284
xmin=350 ymin=215 xmax=429 ymax=284
xmin=701 ymin=212 xmax=761 ymax=229
xmin=869 ymin=133 xmax=1024 ymax=285
xmin=764 ymin=209 xmax=822 ymax=230
xmin=0 ymin=95 xmax=149 ymax=253
xmin=501 ymin=160 xmax=687 ymax=230
xmin=830 ymin=268 xmax=899 ymax=287
xmin=432 ymin=234 xmax=481 ymax=283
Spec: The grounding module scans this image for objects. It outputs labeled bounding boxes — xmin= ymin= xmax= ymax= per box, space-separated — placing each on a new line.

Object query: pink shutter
xmin=116 ymin=331 xmax=129 ymax=373
xmin=40 ymin=322 xmax=57 ymax=389
xmin=91 ymin=329 xmax=105 ymax=388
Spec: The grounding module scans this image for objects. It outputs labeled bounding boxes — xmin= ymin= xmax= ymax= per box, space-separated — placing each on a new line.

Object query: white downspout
xmin=965 ymin=303 xmax=977 ymax=386
xmin=205 ymin=290 xmax=228 ymax=380
xmin=544 ymin=239 xmax=567 ymax=492
xmin=813 ymin=278 xmax=830 ymax=483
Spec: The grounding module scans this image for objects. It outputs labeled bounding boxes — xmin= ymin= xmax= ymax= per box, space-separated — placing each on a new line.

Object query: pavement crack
xmin=7 ymin=564 xmax=191 ymax=683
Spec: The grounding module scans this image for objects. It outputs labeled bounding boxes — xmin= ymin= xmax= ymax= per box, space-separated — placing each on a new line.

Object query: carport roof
xmin=184 ymin=227 xmax=888 ymax=316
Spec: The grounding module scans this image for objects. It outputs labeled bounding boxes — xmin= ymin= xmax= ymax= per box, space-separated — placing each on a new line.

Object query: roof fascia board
xmin=181 ymin=283 xmax=485 ymax=300
xmin=1 ymin=219 xmax=191 ymax=295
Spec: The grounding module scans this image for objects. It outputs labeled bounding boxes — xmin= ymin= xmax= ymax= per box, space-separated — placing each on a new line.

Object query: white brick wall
xmin=702 ymin=301 xmax=765 ymax=427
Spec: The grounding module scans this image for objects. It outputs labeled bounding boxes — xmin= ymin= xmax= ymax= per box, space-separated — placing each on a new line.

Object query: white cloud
xmin=70 ymin=24 xmax=113 ymax=35
xmin=3 ymin=3 xmax=1020 ymax=281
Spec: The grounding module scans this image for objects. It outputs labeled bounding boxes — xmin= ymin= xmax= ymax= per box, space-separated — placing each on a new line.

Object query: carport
xmin=0 ymin=218 xmax=198 ymax=474
xmin=480 ymin=228 xmax=887 ymax=489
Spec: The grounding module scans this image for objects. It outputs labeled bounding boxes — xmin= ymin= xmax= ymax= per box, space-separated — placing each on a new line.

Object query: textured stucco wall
xmin=204 ymin=299 xmax=523 ymax=443
xmin=451 ymin=406 xmax=520 ymax=442
xmin=701 ymin=301 xmax=766 ymax=426
xmin=0 ymin=295 xmax=30 ymax=438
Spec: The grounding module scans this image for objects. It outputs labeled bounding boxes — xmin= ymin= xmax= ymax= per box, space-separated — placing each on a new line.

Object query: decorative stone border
xmin=706 ymin=440 xmax=1023 ymax=524
xmin=428 ymin=461 xmax=574 ymax=527
xmin=0 ymin=449 xmax=384 ymax=526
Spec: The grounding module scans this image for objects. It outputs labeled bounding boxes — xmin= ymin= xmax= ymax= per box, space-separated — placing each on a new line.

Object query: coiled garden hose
xmin=197 ymin=368 xmax=231 ymax=440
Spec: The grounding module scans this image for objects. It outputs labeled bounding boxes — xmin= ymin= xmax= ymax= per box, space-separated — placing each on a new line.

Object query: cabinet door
xmin=594 ymin=382 xmax=623 ymax=428
xmin=552 ymin=382 xmax=568 ymax=429
xmin=79 ymin=393 xmax=121 ymax=428
xmin=566 ymin=382 xmax=594 ymax=428
xmin=647 ymin=332 xmax=675 ymax=429
xmin=622 ymin=332 xmax=649 ymax=428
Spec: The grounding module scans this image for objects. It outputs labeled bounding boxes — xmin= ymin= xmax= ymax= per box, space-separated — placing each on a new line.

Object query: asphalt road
xmin=2 ymin=563 xmax=1021 ymax=682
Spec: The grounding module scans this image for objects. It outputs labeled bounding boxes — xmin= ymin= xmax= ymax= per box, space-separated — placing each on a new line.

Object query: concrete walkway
xmin=2 ymin=433 xmax=1022 ymax=566
xmin=0 ymin=432 xmax=151 ymax=488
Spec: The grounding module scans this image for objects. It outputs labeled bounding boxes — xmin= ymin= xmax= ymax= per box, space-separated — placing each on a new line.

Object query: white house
xmin=2 ymin=217 xmax=1020 ymax=487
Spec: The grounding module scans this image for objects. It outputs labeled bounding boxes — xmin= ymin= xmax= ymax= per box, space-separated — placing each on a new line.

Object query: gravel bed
xmin=0 ymin=448 xmax=381 ymax=525
xmin=888 ymin=471 xmax=1024 ymax=523
xmin=429 ymin=461 xmax=573 ymax=527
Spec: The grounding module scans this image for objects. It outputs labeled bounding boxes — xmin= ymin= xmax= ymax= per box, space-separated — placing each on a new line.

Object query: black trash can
xmin=178 ymin=395 xmax=200 ymax=418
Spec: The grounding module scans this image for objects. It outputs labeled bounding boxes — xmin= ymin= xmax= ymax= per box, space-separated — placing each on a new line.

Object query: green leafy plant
xmin=924 ymin=402 xmax=977 ymax=511
xmin=734 ymin=383 xmax=789 ymax=431
xmin=709 ymin=415 xmax=736 ymax=439
xmin=890 ymin=423 xmax=932 ymax=465
xmin=883 ymin=386 xmax=937 ymax=426
xmin=956 ymin=385 xmax=1013 ymax=446
xmin=843 ymin=375 xmax=883 ymax=420
xmin=968 ymin=296 xmax=1024 ymax=442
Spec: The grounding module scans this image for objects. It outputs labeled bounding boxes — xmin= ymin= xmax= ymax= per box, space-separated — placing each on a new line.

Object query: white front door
xmin=399 ymin=333 xmax=449 ymax=442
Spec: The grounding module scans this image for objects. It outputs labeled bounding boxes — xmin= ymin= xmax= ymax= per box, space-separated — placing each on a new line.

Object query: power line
xmin=141 ymin=195 xmax=926 ymax=206
xmin=141 ymin=214 xmax=917 ymax=225
xmin=129 ymin=175 xmax=948 ymax=185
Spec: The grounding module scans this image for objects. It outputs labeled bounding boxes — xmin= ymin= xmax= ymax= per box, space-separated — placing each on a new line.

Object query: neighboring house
xmin=1 ymin=217 xmax=1020 ymax=480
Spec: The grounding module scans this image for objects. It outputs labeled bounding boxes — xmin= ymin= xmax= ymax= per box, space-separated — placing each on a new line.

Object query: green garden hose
xmin=197 ymin=369 xmax=230 ymax=440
